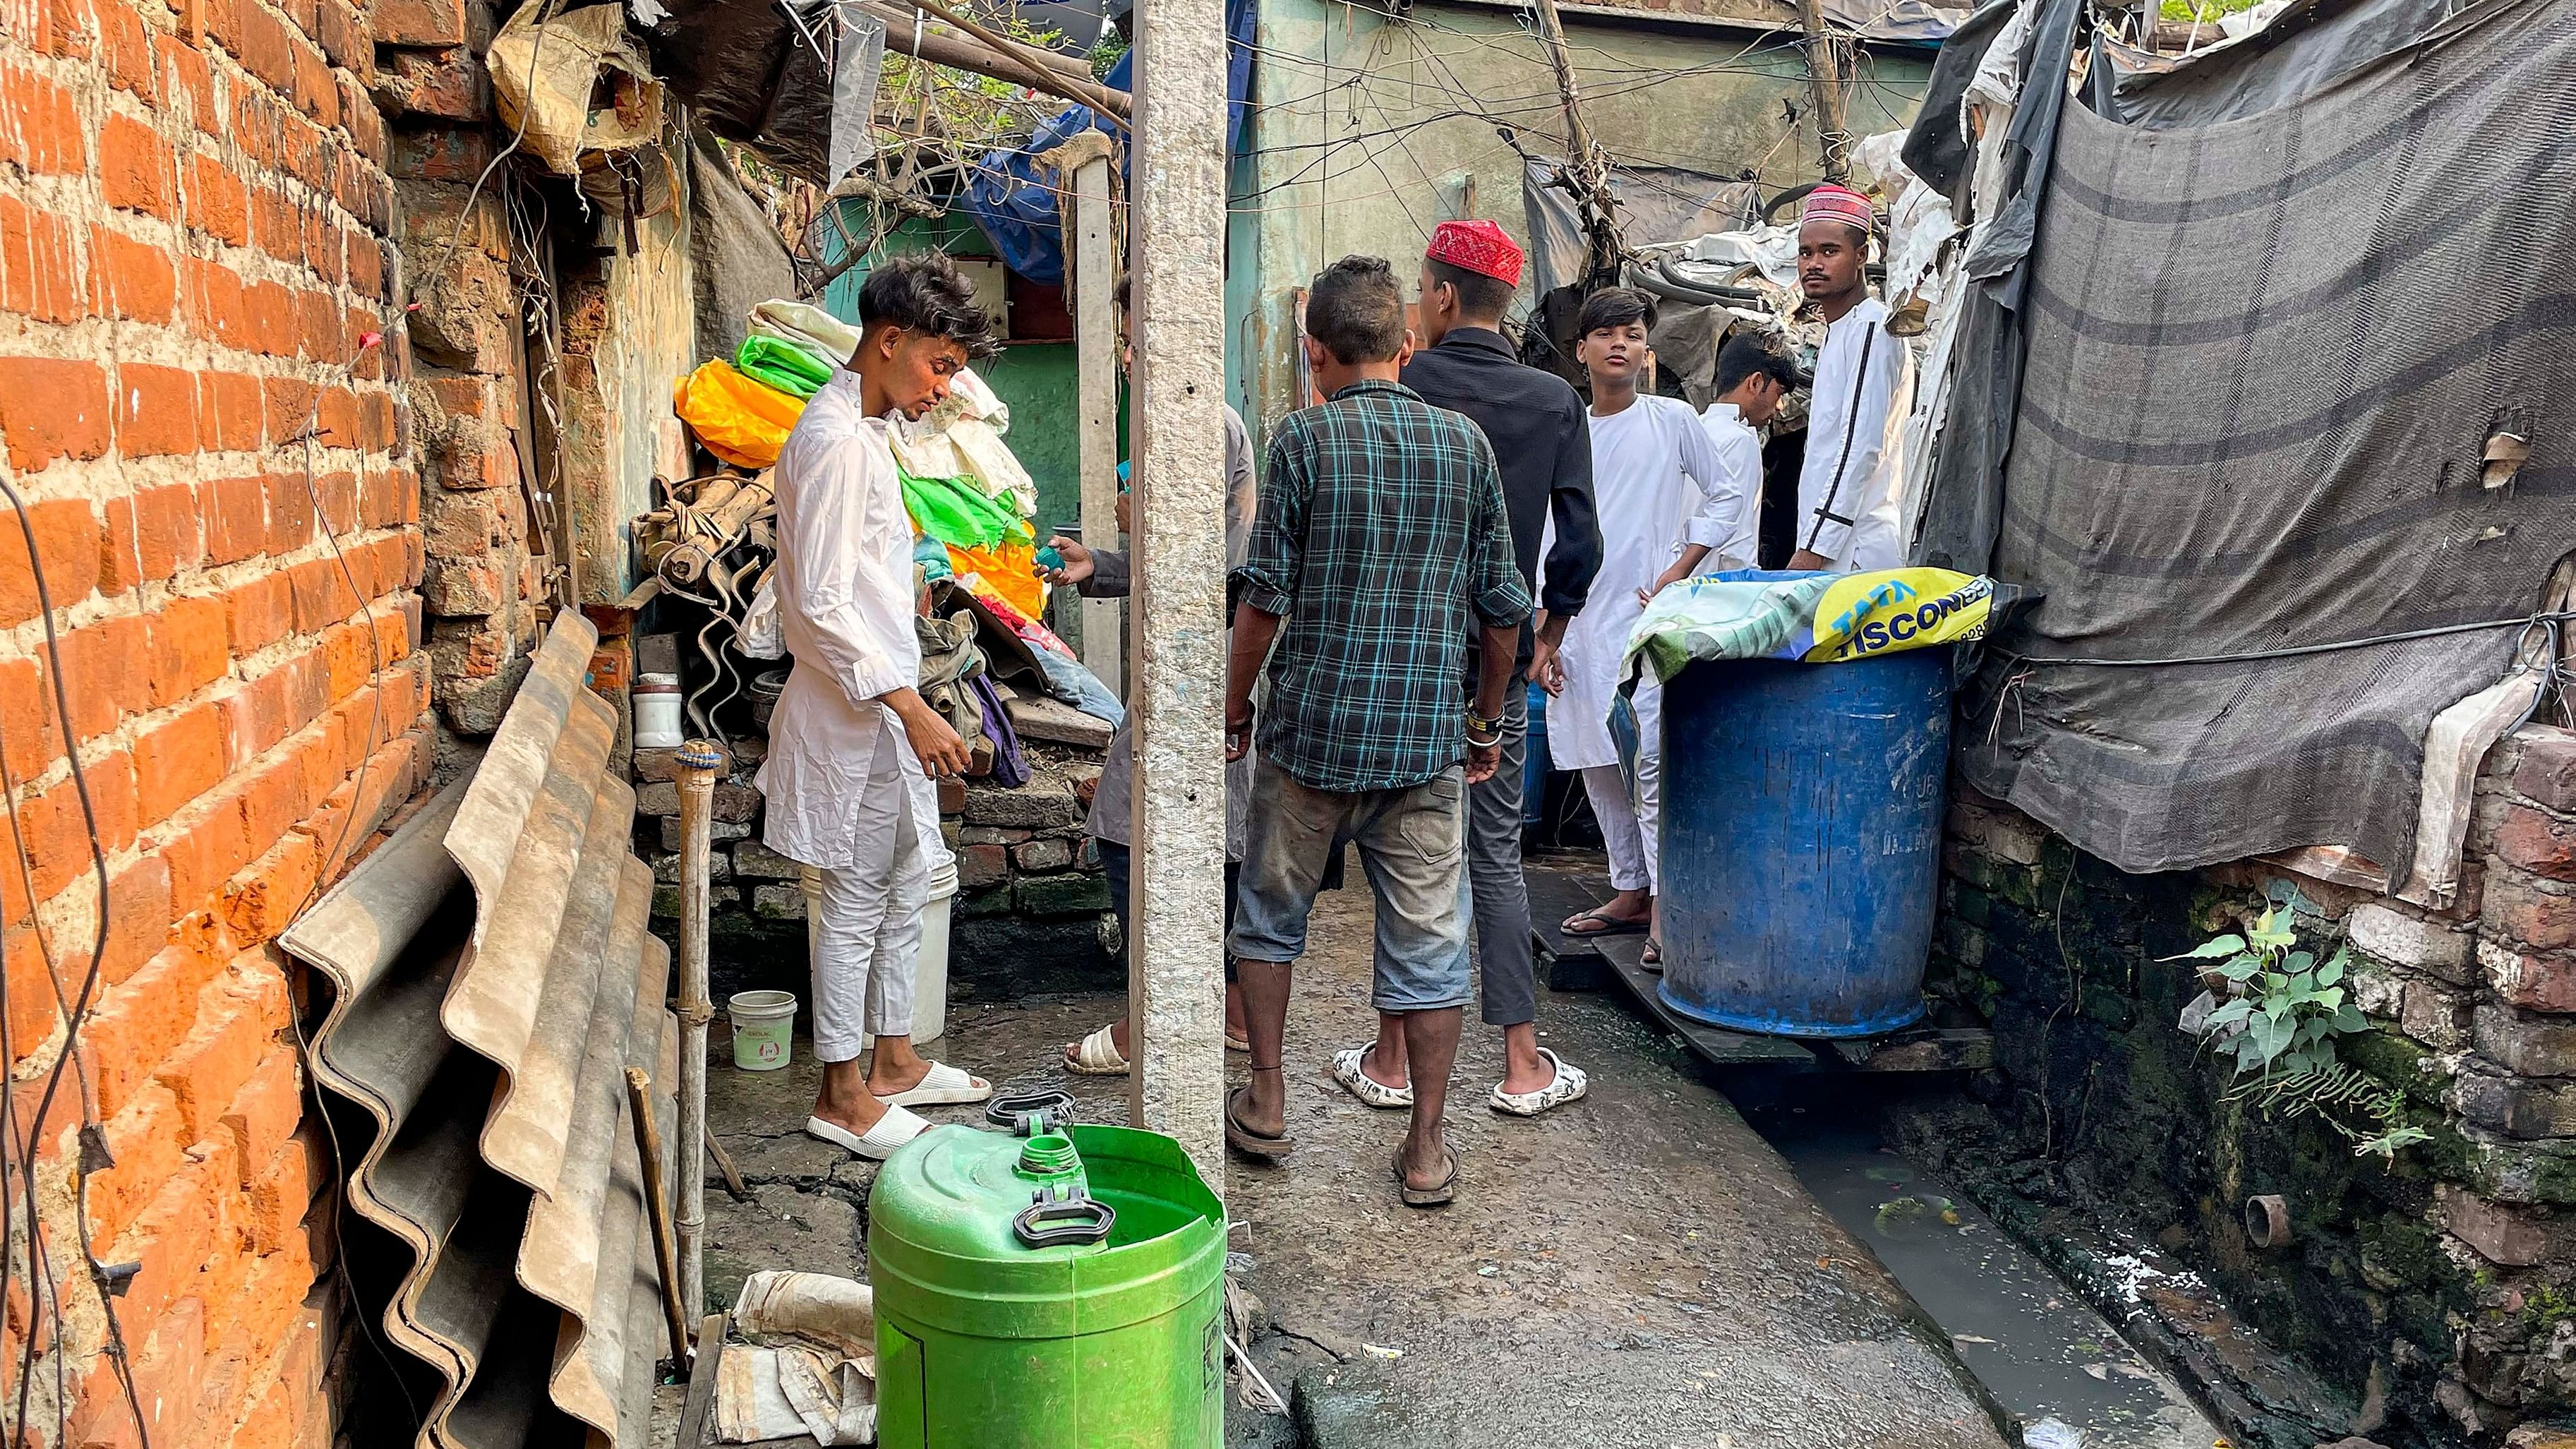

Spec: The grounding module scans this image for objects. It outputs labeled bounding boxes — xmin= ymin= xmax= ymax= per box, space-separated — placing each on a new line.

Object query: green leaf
xmin=2264 ymin=973 xmax=2289 ymax=995
xmin=2285 ymin=950 xmax=2314 ymax=975
xmin=2316 ymin=986 xmax=2343 ymax=1014
xmin=2208 ymin=999 xmax=2253 ymax=1027
xmin=2333 ymin=1004 xmax=2368 ymax=1033
xmin=2219 ymin=960 xmax=2261 ymax=982
xmin=2163 ymin=934 xmax=2247 ymax=961
xmin=2316 ymin=954 xmax=2345 ymax=988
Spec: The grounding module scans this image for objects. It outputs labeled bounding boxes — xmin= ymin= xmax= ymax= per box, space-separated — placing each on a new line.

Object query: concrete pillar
xmin=1125 ymin=0 xmax=1232 ymax=1183
xmin=1071 ymin=152 xmax=1123 ymax=697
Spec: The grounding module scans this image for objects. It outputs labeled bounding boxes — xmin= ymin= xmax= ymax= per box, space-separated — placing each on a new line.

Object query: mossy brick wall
xmin=1930 ymin=725 xmax=2576 ymax=1445
xmin=0 ymin=0 xmax=433 ymax=1437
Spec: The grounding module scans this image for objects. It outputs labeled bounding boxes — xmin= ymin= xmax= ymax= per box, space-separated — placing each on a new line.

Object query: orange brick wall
xmin=0 ymin=0 xmax=427 ymax=1437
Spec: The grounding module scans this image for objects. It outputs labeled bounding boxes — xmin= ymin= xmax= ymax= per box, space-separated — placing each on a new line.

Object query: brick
xmin=52 ymin=612 xmax=151 ymax=741
xmin=266 ymin=469 xmax=315 ymax=554
xmin=246 ymin=1126 xmax=323 ymax=1253
xmin=222 ymin=824 xmax=318 ymax=943
xmin=0 ymin=194 xmax=82 ymax=322
xmin=2474 ymin=1001 xmax=2576 ymax=1076
xmin=380 ymin=44 xmax=485 ymax=121
xmin=199 ymin=371 xmax=264 ymax=452
xmin=98 ymin=0 xmax=151 ymax=95
xmin=2520 ymin=734 xmax=2576 ymax=814
xmin=84 ymin=223 xmax=176 ymax=323
xmin=157 ymin=31 xmax=216 ymax=131
xmin=243 ymin=277 xmax=299 ymax=356
xmin=186 ymin=253 xmax=247 ymax=348
xmin=0 ymin=64 xmax=84 ymax=174
xmin=2401 ymin=980 xmax=2469 ymax=1050
xmin=152 ymin=974 xmax=272 ymax=1139
xmin=136 ymin=702 xmax=227 ymax=825
xmin=150 ymin=594 xmax=232 ymax=705
xmin=161 ymin=803 xmax=252 ymax=910
xmin=224 ymin=574 xmax=296 ymax=659
xmin=2500 ymin=805 xmax=2576 ymax=882
xmin=83 ymin=1082 xmax=189 ymax=1246
xmin=186 ymin=150 xmax=250 ymax=243
xmin=2490 ymin=874 xmax=2576 ymax=954
xmin=96 ymin=855 xmax=171 ymax=987
xmin=116 ymin=361 xmax=201 ymax=459
xmin=2458 ymin=1070 xmax=2576 ymax=1140
xmin=218 ymin=1043 xmax=299 ymax=1183
xmin=0 ymin=356 xmax=111 ymax=471
xmin=203 ymin=474 xmax=269 ymax=564
xmin=99 ymin=112 xmax=178 ymax=217
xmin=369 ymin=0 xmax=463 ymax=46
xmin=288 ymin=557 xmax=358 ymax=631
xmin=229 ymin=0 xmax=293 ymax=91
xmin=0 ymin=656 xmax=58 ymax=774
xmin=129 ymin=482 xmax=200 ymax=579
xmin=0 ymin=494 xmax=101 ymax=625
xmin=2443 ymin=1186 xmax=2555 ymax=1267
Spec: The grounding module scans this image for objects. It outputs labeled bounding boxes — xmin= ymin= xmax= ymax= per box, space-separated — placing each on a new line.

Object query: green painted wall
xmin=817 ymin=210 xmax=1088 ymax=533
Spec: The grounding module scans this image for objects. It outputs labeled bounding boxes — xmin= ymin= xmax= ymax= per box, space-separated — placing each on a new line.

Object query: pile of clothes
xmin=672 ymin=297 xmax=1053 ymax=621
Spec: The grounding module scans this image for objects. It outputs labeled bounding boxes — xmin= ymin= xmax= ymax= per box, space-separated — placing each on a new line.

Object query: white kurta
xmin=1795 ymin=296 xmax=1916 ymax=572
xmin=1539 ymin=393 xmax=1733 ymax=771
xmin=1693 ymin=402 xmax=1767 ymax=572
xmin=755 ymin=371 xmax=927 ymax=871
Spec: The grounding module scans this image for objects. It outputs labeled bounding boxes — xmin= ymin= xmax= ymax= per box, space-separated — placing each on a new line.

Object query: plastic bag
xmin=735 ymin=335 xmax=833 ymax=399
xmin=901 ymin=469 xmax=1025 ymax=551
xmin=673 ymin=360 xmax=806 ymax=469
xmin=488 ymin=4 xmax=662 ymax=177
xmin=750 ymin=299 xmax=860 ymax=372
xmin=1623 ymin=567 xmax=1994 ymax=684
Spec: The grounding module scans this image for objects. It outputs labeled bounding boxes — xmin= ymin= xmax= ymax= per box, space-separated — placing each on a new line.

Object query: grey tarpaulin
xmin=1906 ymin=0 xmax=2083 ymax=577
xmin=2103 ymin=0 xmax=2459 ymax=129
xmin=1949 ymin=0 xmax=2576 ymax=876
xmin=690 ymin=126 xmax=797 ymax=367
xmin=1522 ymin=158 xmax=1761 ymax=299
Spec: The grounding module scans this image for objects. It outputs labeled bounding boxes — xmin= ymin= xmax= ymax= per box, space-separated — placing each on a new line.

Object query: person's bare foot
xmin=1225 ymin=981 xmax=1249 ymax=1042
xmin=1562 ymin=887 xmax=1651 ymax=934
xmin=865 ymin=1034 xmax=934 ymax=1098
xmin=1234 ymin=1067 xmax=1287 ymax=1138
xmin=1498 ymin=1023 xmax=1555 ymax=1096
xmin=812 ymin=1059 xmax=891 ymax=1136
xmin=1397 ymin=1127 xmax=1452 ymax=1191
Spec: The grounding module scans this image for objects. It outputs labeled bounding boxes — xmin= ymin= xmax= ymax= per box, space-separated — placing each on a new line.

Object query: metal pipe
xmin=673 ymin=739 xmax=725 ymax=1327
xmin=627 ymin=1066 xmax=694 ymax=1370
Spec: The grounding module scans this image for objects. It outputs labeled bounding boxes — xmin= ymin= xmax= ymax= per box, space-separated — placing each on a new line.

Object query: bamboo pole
xmin=627 ymin=1066 xmax=693 ymax=1370
xmin=673 ymin=739 xmax=725 ymax=1328
xmin=885 ymin=0 xmax=1131 ymax=122
xmin=1529 ymin=0 xmax=1621 ymax=289
xmin=1796 ymin=0 xmax=1853 ymax=184
xmin=1070 ymin=149 xmax=1122 ymax=695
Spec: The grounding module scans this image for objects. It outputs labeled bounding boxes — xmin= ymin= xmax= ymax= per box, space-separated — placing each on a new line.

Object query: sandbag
xmin=488 ymin=4 xmax=662 ymax=177
xmin=1624 ymin=567 xmax=1994 ymax=684
xmin=673 ymin=360 xmax=806 ymax=469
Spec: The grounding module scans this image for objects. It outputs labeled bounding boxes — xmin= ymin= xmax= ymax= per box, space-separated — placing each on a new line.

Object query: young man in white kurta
xmin=1538 ymin=288 xmax=1745 ymax=960
xmin=1787 ymin=184 xmax=1917 ymax=573
xmin=754 ymin=255 xmax=994 ymax=1160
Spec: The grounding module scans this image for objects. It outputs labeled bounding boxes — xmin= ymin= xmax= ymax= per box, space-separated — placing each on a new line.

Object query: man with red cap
xmin=1321 ymin=219 xmax=1603 ymax=1119
xmin=1786 ymin=183 xmax=1915 ymax=573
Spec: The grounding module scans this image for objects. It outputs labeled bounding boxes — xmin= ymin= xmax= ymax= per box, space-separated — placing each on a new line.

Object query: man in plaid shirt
xmin=1222 ymin=254 xmax=1531 ymax=1207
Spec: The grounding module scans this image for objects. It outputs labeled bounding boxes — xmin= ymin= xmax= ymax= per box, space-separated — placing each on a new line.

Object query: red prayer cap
xmin=1800 ymin=183 xmax=1875 ymax=234
xmin=1426 ymin=219 xmax=1524 ymax=287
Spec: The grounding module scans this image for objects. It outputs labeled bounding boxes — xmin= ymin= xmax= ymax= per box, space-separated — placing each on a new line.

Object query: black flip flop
xmin=1642 ymin=938 xmax=1663 ymax=973
xmin=1224 ymin=1086 xmax=1293 ymax=1159
xmin=1395 ymin=1141 xmax=1458 ymax=1208
xmin=1561 ymin=908 xmax=1649 ymax=940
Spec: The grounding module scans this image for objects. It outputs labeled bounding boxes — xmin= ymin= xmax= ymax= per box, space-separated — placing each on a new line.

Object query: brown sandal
xmin=1395 ymin=1138 xmax=1458 ymax=1207
xmin=1224 ymin=1083 xmax=1292 ymax=1159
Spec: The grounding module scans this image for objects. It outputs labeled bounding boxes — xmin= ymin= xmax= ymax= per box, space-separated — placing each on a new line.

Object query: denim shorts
xmin=1228 ymin=755 xmax=1471 ymax=1013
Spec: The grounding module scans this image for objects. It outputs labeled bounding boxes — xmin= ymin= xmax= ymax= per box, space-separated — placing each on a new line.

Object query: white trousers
xmin=809 ymin=721 xmax=929 ymax=1062
xmin=1583 ymin=757 xmax=1661 ymax=894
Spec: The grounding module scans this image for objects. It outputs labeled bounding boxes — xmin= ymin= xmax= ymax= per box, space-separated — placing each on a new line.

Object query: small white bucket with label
xmin=727 ymin=990 xmax=798 ymax=1071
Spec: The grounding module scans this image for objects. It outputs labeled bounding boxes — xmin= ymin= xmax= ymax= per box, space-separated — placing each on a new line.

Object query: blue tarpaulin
xmin=961 ymin=0 xmax=1257 ymax=284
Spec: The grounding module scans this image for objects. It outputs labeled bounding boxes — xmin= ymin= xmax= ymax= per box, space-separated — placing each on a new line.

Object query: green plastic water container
xmin=868 ymin=1093 xmax=1227 ymax=1448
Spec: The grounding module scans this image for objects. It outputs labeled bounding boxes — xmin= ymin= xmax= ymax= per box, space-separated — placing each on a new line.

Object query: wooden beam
xmin=1069 ymin=149 xmax=1122 ymax=697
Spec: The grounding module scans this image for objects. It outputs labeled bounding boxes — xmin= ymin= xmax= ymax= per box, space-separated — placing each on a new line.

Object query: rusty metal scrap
xmin=283 ymin=613 xmax=674 ymax=1448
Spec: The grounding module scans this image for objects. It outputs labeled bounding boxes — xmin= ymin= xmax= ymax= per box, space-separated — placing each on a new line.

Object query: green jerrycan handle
xmin=1012 ymin=1187 xmax=1117 ymax=1249
xmin=987 ymin=1089 xmax=1077 ymax=1136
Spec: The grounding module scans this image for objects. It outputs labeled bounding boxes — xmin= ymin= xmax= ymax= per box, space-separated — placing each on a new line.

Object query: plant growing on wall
xmin=2172 ymin=883 xmax=2431 ymax=1159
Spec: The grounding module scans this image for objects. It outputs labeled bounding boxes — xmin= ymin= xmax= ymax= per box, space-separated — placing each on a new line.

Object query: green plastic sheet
xmin=901 ymin=468 xmax=1030 ymax=551
xmin=735 ymin=335 xmax=836 ymax=399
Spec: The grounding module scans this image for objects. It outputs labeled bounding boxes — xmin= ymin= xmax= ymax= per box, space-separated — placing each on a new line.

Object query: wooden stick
xmin=897 ymin=0 xmax=1131 ymax=122
xmin=677 ymin=1311 xmax=729 ymax=1448
xmin=704 ymin=1126 xmax=751 ymax=1201
xmin=673 ymin=740 xmax=724 ymax=1329
xmin=627 ymin=1066 xmax=693 ymax=1371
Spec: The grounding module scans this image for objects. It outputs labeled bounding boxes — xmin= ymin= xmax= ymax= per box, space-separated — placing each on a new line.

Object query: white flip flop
xmin=1489 ymin=1049 xmax=1589 ymax=1117
xmin=879 ymin=1060 xmax=994 ymax=1107
xmin=1064 ymin=1023 xmax=1131 ymax=1076
xmin=805 ymin=1105 xmax=929 ymax=1160
xmin=1329 ymin=1045 xmax=1414 ymax=1110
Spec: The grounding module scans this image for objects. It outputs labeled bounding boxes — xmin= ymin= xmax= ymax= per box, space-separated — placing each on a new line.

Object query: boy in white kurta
xmin=1539 ymin=288 xmax=1743 ymax=963
xmin=1786 ymin=184 xmax=1916 ymax=573
xmin=756 ymin=255 xmax=996 ymax=1161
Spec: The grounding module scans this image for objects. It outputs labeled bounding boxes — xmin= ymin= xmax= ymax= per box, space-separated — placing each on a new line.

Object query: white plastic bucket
xmin=633 ymin=672 xmax=684 ymax=748
xmin=803 ymin=859 xmax=959 ymax=1047
xmin=727 ymin=990 xmax=798 ymax=1071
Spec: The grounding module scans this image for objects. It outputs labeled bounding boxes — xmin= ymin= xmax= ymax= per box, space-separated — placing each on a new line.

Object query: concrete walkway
xmin=662 ymin=858 xmax=2011 ymax=1449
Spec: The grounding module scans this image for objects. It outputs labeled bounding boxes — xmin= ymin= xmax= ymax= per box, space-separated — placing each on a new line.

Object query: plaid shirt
xmin=1236 ymin=379 xmax=1531 ymax=793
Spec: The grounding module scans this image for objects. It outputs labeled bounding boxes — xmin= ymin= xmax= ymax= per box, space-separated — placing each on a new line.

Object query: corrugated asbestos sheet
xmin=283 ymin=615 xmax=673 ymax=1448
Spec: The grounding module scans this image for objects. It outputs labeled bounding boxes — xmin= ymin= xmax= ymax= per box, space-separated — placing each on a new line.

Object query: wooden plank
xmin=1589 ymin=932 xmax=1819 ymax=1067
xmin=677 ymin=1311 xmax=728 ymax=1447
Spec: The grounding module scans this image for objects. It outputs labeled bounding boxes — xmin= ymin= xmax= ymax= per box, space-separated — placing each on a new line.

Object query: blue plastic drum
xmin=1655 ymin=648 xmax=1952 ymax=1038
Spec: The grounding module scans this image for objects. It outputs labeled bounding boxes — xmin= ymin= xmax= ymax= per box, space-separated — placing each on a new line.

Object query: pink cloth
xmin=1800 ymin=184 xmax=1874 ymax=234
xmin=1426 ymin=219 xmax=1524 ymax=285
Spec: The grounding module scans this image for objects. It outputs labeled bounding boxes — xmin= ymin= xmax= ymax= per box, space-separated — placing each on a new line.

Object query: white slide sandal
xmin=879 ymin=1061 xmax=994 ymax=1107
xmin=805 ymin=1105 xmax=930 ymax=1160
xmin=1489 ymin=1049 xmax=1589 ymax=1117
xmin=1329 ymin=1045 xmax=1414 ymax=1110
xmin=1063 ymin=1023 xmax=1131 ymax=1076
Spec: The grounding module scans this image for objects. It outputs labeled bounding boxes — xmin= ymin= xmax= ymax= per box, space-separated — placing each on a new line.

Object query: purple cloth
xmin=968 ymin=673 xmax=1029 ymax=788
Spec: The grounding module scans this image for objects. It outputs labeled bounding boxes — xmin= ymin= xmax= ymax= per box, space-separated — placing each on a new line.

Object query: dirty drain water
xmin=1747 ymin=1106 xmax=2220 ymax=1449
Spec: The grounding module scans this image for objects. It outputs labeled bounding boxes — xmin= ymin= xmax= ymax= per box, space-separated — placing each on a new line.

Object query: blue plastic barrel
xmin=1656 ymin=649 xmax=1951 ymax=1038
xmin=1522 ymin=680 xmax=1550 ymax=828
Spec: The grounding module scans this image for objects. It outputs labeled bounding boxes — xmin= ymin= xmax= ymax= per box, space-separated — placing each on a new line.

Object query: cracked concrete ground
xmin=661 ymin=856 xmax=2011 ymax=1448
